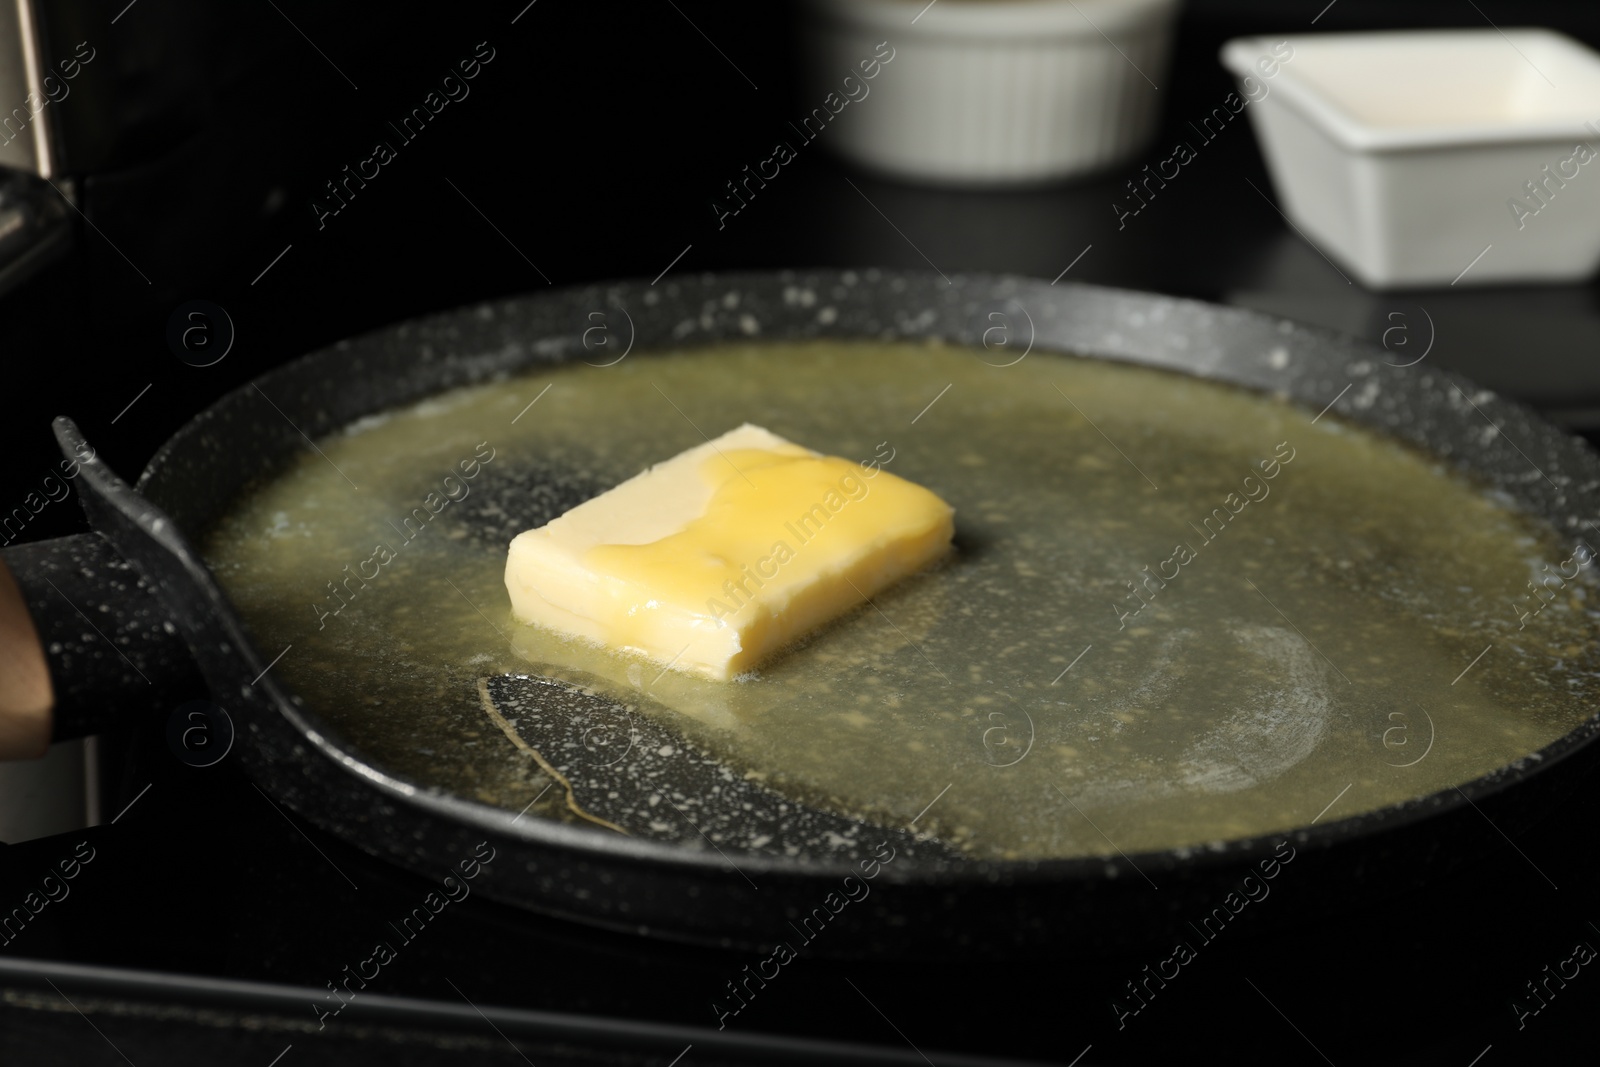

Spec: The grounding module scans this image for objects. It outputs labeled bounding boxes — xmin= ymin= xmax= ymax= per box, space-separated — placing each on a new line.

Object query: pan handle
xmin=0 ymin=534 xmax=207 ymax=760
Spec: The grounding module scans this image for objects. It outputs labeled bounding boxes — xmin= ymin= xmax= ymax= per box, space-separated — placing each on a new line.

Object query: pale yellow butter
xmin=504 ymin=424 xmax=955 ymax=680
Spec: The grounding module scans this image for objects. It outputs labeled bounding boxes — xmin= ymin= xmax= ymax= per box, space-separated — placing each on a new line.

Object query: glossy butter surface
xmin=505 ymin=424 xmax=955 ymax=679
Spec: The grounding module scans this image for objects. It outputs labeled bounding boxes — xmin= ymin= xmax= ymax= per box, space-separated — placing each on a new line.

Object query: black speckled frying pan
xmin=4 ymin=271 xmax=1599 ymax=957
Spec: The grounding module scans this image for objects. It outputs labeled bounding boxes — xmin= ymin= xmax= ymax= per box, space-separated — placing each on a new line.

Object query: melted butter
xmin=201 ymin=341 xmax=1600 ymax=861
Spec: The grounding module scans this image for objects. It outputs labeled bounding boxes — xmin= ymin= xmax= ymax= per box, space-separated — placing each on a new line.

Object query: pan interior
xmin=202 ymin=340 xmax=1600 ymax=862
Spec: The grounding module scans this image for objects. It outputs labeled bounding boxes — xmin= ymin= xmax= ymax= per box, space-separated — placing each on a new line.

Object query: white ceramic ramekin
xmin=800 ymin=0 xmax=1182 ymax=185
xmin=1222 ymin=29 xmax=1600 ymax=289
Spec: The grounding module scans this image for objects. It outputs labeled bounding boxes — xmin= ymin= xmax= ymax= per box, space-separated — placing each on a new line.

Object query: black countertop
xmin=4 ymin=1 xmax=1600 ymax=1063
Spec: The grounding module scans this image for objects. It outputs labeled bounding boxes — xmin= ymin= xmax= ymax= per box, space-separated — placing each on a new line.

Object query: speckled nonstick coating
xmin=52 ymin=271 xmax=1600 ymax=957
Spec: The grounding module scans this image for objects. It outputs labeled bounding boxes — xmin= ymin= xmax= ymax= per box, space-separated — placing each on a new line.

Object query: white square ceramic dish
xmin=1221 ymin=29 xmax=1600 ymax=288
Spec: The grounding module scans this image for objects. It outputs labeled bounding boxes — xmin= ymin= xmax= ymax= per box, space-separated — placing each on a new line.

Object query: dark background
xmin=4 ymin=1 xmax=1600 ymax=1063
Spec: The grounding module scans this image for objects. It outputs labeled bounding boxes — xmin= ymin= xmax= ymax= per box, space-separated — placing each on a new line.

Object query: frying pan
xmin=3 ymin=270 xmax=1598 ymax=958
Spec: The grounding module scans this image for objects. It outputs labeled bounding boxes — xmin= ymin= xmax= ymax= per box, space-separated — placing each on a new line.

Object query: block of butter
xmin=504 ymin=424 xmax=955 ymax=680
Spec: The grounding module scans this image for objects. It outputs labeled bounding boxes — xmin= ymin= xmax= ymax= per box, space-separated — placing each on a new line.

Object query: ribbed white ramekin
xmin=800 ymin=0 xmax=1182 ymax=185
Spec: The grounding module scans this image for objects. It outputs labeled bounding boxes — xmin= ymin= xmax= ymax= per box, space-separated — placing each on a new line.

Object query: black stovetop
xmin=5 ymin=1 xmax=1600 ymax=1063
